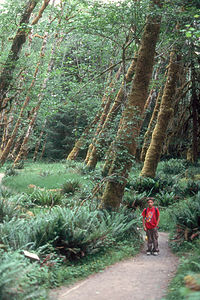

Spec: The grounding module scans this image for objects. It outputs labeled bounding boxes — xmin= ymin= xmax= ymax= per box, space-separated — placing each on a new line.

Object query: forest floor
xmin=0 ymin=172 xmax=179 ymax=300
xmin=50 ymin=232 xmax=179 ymax=300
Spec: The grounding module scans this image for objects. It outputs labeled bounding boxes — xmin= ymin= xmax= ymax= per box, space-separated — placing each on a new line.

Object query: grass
xmin=1 ymin=161 xmax=93 ymax=193
xmin=165 ymin=240 xmax=200 ymax=300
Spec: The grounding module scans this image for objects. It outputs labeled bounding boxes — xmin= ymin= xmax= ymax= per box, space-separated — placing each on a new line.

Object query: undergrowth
xmin=0 ymin=158 xmax=199 ymax=299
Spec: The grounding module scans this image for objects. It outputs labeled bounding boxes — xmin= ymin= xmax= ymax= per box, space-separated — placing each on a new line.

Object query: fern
xmin=0 ymin=205 xmax=140 ymax=260
xmin=0 ymin=250 xmax=47 ymax=300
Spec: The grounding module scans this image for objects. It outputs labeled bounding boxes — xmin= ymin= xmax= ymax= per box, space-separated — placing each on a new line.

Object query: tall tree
xmin=100 ymin=4 xmax=161 ymax=209
xmin=140 ymin=50 xmax=180 ymax=177
xmin=0 ymin=32 xmax=47 ymax=165
xmin=0 ymin=0 xmax=40 ymax=112
xmin=86 ymin=55 xmax=137 ymax=170
xmin=85 ymin=64 xmax=122 ymax=167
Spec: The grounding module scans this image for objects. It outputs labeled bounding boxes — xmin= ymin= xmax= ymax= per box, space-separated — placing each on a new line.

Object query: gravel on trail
xmin=50 ymin=232 xmax=179 ymax=300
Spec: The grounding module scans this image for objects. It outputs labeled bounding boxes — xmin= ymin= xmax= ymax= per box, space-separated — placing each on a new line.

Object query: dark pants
xmin=146 ymin=228 xmax=159 ymax=252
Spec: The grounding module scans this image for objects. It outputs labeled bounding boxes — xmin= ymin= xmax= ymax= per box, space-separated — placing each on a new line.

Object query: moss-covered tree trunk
xmin=33 ymin=120 xmax=46 ymax=161
xmin=140 ymin=51 xmax=180 ymax=177
xmin=140 ymin=89 xmax=162 ymax=161
xmin=84 ymin=65 xmax=122 ymax=167
xmin=190 ymin=50 xmax=199 ymax=163
xmin=0 ymin=35 xmax=47 ymax=165
xmin=0 ymin=0 xmax=39 ymax=112
xmin=100 ymin=13 xmax=161 ymax=209
xmin=86 ymin=56 xmax=137 ymax=170
xmin=67 ymin=67 xmax=115 ymax=161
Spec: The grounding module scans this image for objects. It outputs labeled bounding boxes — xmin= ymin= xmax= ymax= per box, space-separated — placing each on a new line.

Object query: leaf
xmin=186 ymin=32 xmax=192 ymax=37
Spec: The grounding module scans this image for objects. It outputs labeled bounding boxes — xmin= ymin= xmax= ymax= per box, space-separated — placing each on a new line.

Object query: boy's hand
xmin=143 ymin=226 xmax=147 ymax=231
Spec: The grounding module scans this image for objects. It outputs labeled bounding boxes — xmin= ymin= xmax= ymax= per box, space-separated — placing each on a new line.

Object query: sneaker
xmin=153 ymin=251 xmax=158 ymax=256
xmin=146 ymin=251 xmax=151 ymax=255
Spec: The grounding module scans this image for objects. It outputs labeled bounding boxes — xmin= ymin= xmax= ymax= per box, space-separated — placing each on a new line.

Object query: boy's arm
xmin=143 ymin=217 xmax=147 ymax=231
xmin=156 ymin=216 xmax=160 ymax=227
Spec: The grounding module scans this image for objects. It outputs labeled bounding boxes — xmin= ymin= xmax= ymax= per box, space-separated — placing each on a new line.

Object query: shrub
xmin=0 ymin=206 xmax=140 ymax=260
xmin=167 ymin=241 xmax=200 ymax=300
xmin=170 ymin=192 xmax=200 ymax=247
xmin=4 ymin=167 xmax=17 ymax=177
xmin=0 ymin=250 xmax=47 ymax=300
xmin=14 ymin=160 xmax=24 ymax=170
xmin=61 ymin=179 xmax=81 ymax=195
xmin=29 ymin=189 xmax=63 ymax=206
xmin=122 ymin=191 xmax=147 ymax=209
xmin=0 ymin=196 xmax=23 ymax=223
xmin=183 ymin=180 xmax=200 ymax=196
xmin=158 ymin=158 xmax=186 ymax=175
xmin=128 ymin=176 xmax=163 ymax=195
xmin=156 ymin=191 xmax=178 ymax=207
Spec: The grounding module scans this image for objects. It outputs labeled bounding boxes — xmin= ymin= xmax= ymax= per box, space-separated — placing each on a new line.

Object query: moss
xmin=141 ymin=51 xmax=180 ymax=178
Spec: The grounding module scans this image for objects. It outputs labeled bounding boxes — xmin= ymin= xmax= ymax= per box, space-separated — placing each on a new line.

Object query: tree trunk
xmin=33 ymin=120 xmax=47 ymax=161
xmin=40 ymin=135 xmax=47 ymax=159
xmin=100 ymin=12 xmax=161 ymax=209
xmin=140 ymin=51 xmax=180 ymax=177
xmin=85 ymin=64 xmax=123 ymax=168
xmin=0 ymin=34 xmax=47 ymax=165
xmin=190 ymin=48 xmax=199 ymax=163
xmin=0 ymin=0 xmax=39 ymax=112
xmin=67 ymin=65 xmax=116 ymax=161
xmin=140 ymin=89 xmax=162 ymax=161
xmin=86 ymin=55 xmax=137 ymax=170
xmin=13 ymin=33 xmax=55 ymax=165
xmin=31 ymin=0 xmax=50 ymax=25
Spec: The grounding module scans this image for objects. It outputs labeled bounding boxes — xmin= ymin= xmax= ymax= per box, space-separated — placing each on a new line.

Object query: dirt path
xmin=50 ymin=232 xmax=179 ymax=300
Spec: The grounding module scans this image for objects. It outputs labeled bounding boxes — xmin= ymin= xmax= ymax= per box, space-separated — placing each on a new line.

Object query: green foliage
xmin=45 ymin=107 xmax=88 ymax=160
xmin=14 ymin=160 xmax=25 ymax=170
xmin=156 ymin=191 xmax=177 ymax=207
xmin=170 ymin=193 xmax=200 ymax=248
xmin=61 ymin=179 xmax=81 ymax=195
xmin=166 ymin=241 xmax=200 ymax=300
xmin=183 ymin=180 xmax=200 ymax=196
xmin=29 ymin=189 xmax=63 ymax=207
xmin=4 ymin=166 xmax=18 ymax=177
xmin=128 ymin=176 xmax=163 ymax=195
xmin=0 ymin=205 xmax=140 ymax=260
xmin=0 ymin=250 xmax=47 ymax=300
xmin=158 ymin=159 xmax=186 ymax=175
xmin=0 ymin=196 xmax=20 ymax=223
xmin=123 ymin=191 xmax=147 ymax=210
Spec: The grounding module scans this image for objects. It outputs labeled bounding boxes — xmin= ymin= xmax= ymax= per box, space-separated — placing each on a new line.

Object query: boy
xmin=142 ymin=197 xmax=160 ymax=256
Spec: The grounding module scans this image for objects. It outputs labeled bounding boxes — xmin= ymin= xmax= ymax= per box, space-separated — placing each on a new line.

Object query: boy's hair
xmin=146 ymin=197 xmax=155 ymax=202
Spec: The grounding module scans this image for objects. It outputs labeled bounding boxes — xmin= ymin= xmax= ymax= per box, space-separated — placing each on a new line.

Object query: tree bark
xmin=140 ymin=51 xmax=180 ymax=177
xmin=0 ymin=33 xmax=47 ymax=165
xmin=67 ymin=65 xmax=116 ymax=161
xmin=140 ymin=89 xmax=162 ymax=161
xmin=13 ymin=33 xmax=52 ymax=165
xmin=100 ymin=12 xmax=161 ymax=209
xmin=190 ymin=47 xmax=199 ymax=163
xmin=85 ymin=64 xmax=123 ymax=168
xmin=33 ymin=120 xmax=47 ymax=161
xmin=86 ymin=55 xmax=137 ymax=170
xmin=0 ymin=0 xmax=39 ymax=112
